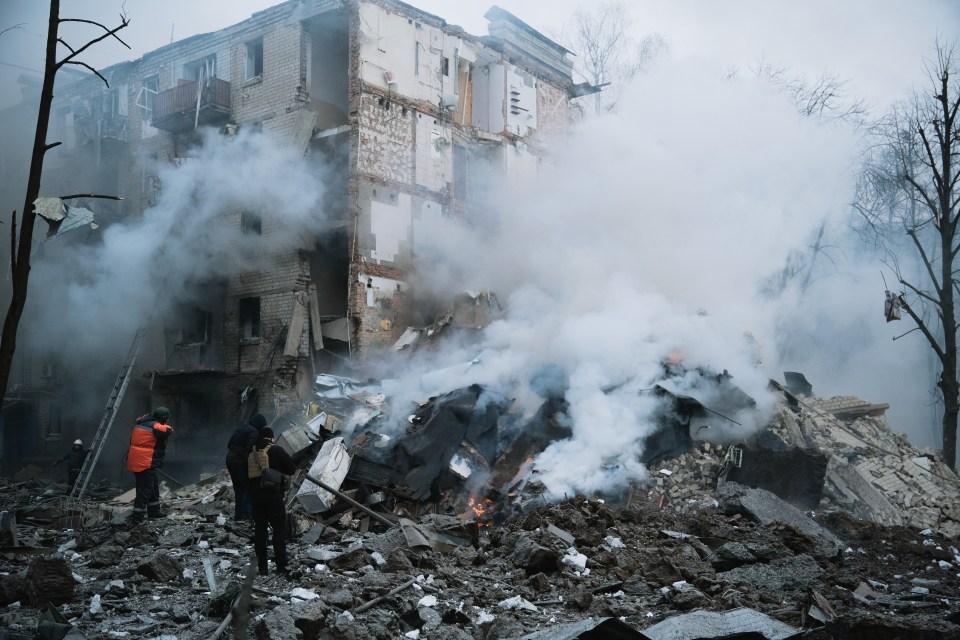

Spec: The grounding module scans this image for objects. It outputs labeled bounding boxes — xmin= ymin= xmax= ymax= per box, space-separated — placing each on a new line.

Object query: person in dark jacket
xmin=247 ymin=427 xmax=296 ymax=576
xmin=53 ymin=439 xmax=91 ymax=491
xmin=225 ymin=413 xmax=267 ymax=521
xmin=127 ymin=407 xmax=174 ymax=523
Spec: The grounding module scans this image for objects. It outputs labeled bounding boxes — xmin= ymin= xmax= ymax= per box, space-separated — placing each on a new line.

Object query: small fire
xmin=462 ymin=495 xmax=494 ymax=525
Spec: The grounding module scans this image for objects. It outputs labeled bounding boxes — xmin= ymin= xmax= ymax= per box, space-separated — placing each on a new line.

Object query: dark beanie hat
xmin=260 ymin=427 xmax=274 ymax=439
xmin=153 ymin=407 xmax=171 ymax=421
xmin=249 ymin=414 xmax=267 ymax=429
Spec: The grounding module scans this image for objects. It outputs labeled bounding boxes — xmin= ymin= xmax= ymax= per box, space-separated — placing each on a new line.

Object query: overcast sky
xmin=1 ymin=0 xmax=957 ymax=111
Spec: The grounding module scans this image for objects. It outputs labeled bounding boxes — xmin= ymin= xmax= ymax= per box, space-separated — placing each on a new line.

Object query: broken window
xmin=245 ymin=38 xmax=263 ymax=80
xmin=241 ymin=210 xmax=262 ymax=235
xmin=239 ymin=297 xmax=261 ymax=339
xmin=185 ymin=54 xmax=217 ymax=82
xmin=46 ymin=402 xmax=62 ymax=440
xmin=179 ymin=307 xmax=212 ymax=346
xmin=136 ymin=75 xmax=158 ymax=116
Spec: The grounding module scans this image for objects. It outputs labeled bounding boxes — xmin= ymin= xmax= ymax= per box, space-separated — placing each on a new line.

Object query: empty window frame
xmin=185 ymin=55 xmax=217 ymax=82
xmin=136 ymin=75 xmax=159 ymax=115
xmin=239 ymin=297 xmax=261 ymax=339
xmin=180 ymin=307 xmax=212 ymax=345
xmin=241 ymin=210 xmax=262 ymax=235
xmin=246 ymin=38 xmax=264 ymax=80
xmin=47 ymin=402 xmax=62 ymax=439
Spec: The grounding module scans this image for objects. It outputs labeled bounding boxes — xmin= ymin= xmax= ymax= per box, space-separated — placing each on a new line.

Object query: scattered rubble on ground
xmin=2 ymin=372 xmax=960 ymax=639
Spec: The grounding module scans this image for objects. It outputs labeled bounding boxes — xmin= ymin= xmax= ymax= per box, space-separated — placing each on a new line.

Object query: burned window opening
xmin=246 ymin=37 xmax=264 ymax=80
xmin=241 ymin=210 xmax=262 ymax=235
xmin=239 ymin=297 xmax=261 ymax=339
xmin=178 ymin=307 xmax=213 ymax=346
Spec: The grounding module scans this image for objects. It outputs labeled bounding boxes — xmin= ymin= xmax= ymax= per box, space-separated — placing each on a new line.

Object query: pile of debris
xmin=632 ymin=383 xmax=960 ymax=540
xmin=1 ymin=475 xmax=959 ymax=639
xmin=2 ymin=369 xmax=960 ymax=638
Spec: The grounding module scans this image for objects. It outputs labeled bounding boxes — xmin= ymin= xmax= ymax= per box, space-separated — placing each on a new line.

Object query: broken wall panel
xmin=725 ymin=446 xmax=828 ymax=510
xmin=296 ymin=436 xmax=352 ymax=513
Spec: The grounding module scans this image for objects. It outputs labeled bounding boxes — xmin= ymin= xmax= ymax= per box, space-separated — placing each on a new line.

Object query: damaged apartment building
xmin=0 ymin=0 xmax=593 ymax=480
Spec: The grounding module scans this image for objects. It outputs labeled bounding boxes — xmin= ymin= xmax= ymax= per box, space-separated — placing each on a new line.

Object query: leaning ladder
xmin=69 ymin=327 xmax=147 ymax=500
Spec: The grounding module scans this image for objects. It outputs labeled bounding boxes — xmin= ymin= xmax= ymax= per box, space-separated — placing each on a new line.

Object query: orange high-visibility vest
xmin=127 ymin=415 xmax=173 ymax=472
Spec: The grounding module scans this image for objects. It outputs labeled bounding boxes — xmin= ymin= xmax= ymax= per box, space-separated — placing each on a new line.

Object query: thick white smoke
xmin=386 ymin=59 xmax=865 ymax=497
xmin=26 ymin=130 xmax=330 ymax=363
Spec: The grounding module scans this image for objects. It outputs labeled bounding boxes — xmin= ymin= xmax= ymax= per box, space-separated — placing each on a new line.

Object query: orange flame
xmin=463 ymin=495 xmax=494 ymax=525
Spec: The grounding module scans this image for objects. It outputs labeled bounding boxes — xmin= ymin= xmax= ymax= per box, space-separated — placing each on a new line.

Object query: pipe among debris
xmin=302 ymin=473 xmax=394 ymax=527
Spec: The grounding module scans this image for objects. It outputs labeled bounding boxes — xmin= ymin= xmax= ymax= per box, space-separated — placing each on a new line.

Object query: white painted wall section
xmin=369 ymin=192 xmax=412 ymax=263
xmin=412 ymin=200 xmax=444 ymax=254
xmin=358 ymin=5 xmax=459 ymax=105
xmin=358 ymin=274 xmax=409 ymax=307
xmin=415 ymin=114 xmax=451 ymax=191
xmin=505 ymin=66 xmax=537 ymax=136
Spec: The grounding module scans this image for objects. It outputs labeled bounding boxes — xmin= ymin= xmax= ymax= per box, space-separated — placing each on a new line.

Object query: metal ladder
xmin=69 ymin=327 xmax=146 ymax=499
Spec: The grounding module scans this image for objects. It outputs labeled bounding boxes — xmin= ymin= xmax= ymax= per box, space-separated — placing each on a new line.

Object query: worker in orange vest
xmin=127 ymin=407 xmax=174 ymax=523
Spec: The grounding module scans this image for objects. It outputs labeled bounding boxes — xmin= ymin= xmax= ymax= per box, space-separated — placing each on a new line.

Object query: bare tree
xmin=856 ymin=43 xmax=960 ymax=470
xmin=565 ymin=1 xmax=668 ymax=114
xmin=0 ymin=1 xmax=129 ymax=403
xmin=743 ymin=58 xmax=868 ymax=124
xmin=755 ymin=63 xmax=865 ymax=298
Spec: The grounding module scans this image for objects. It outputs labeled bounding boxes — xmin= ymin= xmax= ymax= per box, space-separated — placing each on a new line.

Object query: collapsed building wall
xmin=0 ymin=0 xmax=586 ymax=482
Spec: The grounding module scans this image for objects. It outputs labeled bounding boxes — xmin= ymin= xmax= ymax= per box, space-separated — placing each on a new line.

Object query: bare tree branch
xmin=56 ymin=15 xmax=130 ymax=69
xmin=62 ymin=59 xmax=108 ymax=86
xmin=0 ymin=23 xmax=26 ymax=38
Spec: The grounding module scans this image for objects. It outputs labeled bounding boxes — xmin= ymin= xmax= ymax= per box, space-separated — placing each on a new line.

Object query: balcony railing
xmin=152 ymin=77 xmax=231 ymax=133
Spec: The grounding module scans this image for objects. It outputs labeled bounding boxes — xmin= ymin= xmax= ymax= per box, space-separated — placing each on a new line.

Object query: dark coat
xmin=248 ymin=438 xmax=296 ymax=501
xmin=226 ymin=420 xmax=262 ymax=465
xmin=59 ymin=445 xmax=89 ymax=470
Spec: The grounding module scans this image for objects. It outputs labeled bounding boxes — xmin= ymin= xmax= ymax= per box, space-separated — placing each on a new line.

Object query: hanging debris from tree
xmin=884 ymin=290 xmax=902 ymax=322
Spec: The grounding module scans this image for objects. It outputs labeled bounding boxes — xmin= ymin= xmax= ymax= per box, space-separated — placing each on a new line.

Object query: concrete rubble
xmin=1 ymin=375 xmax=960 ymax=639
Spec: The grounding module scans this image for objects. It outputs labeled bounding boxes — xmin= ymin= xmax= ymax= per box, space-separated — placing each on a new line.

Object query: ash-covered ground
xmin=1 ymin=476 xmax=958 ymax=639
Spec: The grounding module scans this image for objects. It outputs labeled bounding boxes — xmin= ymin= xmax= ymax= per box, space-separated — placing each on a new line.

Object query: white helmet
xmin=74 ymin=439 xmax=83 ymax=446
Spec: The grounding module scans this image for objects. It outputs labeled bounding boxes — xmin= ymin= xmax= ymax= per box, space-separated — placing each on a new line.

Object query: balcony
xmin=152 ymin=77 xmax=231 ymax=133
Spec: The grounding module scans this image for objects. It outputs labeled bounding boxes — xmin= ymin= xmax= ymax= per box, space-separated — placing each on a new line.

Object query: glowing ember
xmin=462 ymin=495 xmax=494 ymax=525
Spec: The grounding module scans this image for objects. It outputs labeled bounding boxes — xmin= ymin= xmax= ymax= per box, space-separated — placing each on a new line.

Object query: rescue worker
xmin=127 ymin=407 xmax=174 ymax=523
xmin=247 ymin=427 xmax=296 ymax=576
xmin=52 ymin=439 xmax=91 ymax=491
xmin=225 ymin=413 xmax=267 ymax=521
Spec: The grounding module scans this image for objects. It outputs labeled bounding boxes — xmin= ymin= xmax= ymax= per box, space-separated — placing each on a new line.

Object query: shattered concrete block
xmin=296 ymin=437 xmax=351 ymax=513
xmin=255 ymin=605 xmax=303 ymax=640
xmin=826 ymin=457 xmax=903 ymax=526
xmin=642 ymin=606 xmax=799 ymax=640
xmin=717 ymin=482 xmax=842 ymax=558
xmin=137 ymin=551 xmax=184 ymax=583
xmin=718 ymin=554 xmax=823 ymax=592
xmin=0 ymin=572 xmax=25 ymax=607
xmin=25 ymin=557 xmax=75 ymax=605
xmin=508 ymin=535 xmax=561 ymax=576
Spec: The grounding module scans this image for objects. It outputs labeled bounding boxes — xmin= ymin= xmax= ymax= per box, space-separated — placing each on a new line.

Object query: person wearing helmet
xmin=127 ymin=407 xmax=174 ymax=523
xmin=52 ymin=438 xmax=91 ymax=491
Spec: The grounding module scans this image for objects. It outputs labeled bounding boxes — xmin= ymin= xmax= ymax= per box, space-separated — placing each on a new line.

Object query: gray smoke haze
xmin=2 ymin=0 xmax=953 ymax=495
xmin=380 ymin=59 xmax=871 ymax=498
xmin=26 ymin=130 xmax=330 ymax=364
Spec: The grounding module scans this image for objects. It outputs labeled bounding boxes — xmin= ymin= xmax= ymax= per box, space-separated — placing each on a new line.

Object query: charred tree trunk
xmin=0 ymin=2 xmax=128 ymax=404
xmin=0 ymin=0 xmax=60 ymax=403
xmin=937 ymin=64 xmax=958 ymax=470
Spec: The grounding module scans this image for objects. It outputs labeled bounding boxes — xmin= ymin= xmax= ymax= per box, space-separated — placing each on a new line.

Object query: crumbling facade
xmin=0 ymin=0 xmax=589 ymax=479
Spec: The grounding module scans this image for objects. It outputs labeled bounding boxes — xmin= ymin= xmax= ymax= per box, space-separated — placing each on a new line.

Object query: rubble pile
xmin=765 ymin=395 xmax=960 ymax=538
xmin=3 ymin=369 xmax=960 ymax=638
xmin=1 ymin=476 xmax=960 ymax=639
